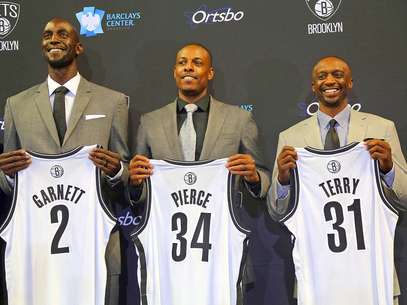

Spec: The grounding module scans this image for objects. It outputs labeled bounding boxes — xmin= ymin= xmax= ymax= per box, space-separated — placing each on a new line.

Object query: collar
xmin=48 ymin=73 xmax=81 ymax=96
xmin=317 ymin=104 xmax=351 ymax=129
xmin=177 ymin=95 xmax=210 ymax=113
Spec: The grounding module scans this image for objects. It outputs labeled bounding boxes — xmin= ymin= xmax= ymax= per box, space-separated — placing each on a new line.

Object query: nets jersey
xmin=281 ymin=142 xmax=398 ymax=305
xmin=132 ymin=159 xmax=250 ymax=305
xmin=0 ymin=145 xmax=116 ymax=305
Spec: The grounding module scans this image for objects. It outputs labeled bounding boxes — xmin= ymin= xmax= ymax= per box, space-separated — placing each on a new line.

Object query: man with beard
xmin=129 ymin=43 xmax=270 ymax=198
xmin=0 ymin=18 xmax=129 ymax=305
xmin=268 ymin=56 xmax=407 ymax=304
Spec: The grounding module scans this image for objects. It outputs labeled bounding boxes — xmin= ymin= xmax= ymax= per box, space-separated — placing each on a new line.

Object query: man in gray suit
xmin=0 ymin=18 xmax=129 ymax=305
xmin=268 ymin=56 xmax=407 ymax=304
xmin=129 ymin=43 xmax=270 ymax=198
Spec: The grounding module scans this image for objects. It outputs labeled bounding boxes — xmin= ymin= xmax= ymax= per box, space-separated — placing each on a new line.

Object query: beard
xmin=180 ymin=88 xmax=202 ymax=97
xmin=44 ymin=48 xmax=76 ymax=69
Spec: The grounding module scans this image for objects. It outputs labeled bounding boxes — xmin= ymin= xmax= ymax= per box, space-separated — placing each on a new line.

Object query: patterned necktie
xmin=179 ymin=103 xmax=198 ymax=161
xmin=53 ymin=86 xmax=69 ymax=145
xmin=324 ymin=119 xmax=340 ymax=150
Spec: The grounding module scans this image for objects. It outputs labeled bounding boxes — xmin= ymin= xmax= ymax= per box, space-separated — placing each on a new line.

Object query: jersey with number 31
xmin=281 ymin=142 xmax=398 ymax=305
xmin=0 ymin=145 xmax=116 ymax=305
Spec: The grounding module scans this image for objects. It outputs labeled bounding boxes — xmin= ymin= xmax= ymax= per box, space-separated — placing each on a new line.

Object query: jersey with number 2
xmin=0 ymin=145 xmax=116 ymax=305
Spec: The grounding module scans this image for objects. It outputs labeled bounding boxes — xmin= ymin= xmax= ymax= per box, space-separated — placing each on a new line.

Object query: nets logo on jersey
xmin=184 ymin=172 xmax=197 ymax=185
xmin=50 ymin=165 xmax=64 ymax=178
xmin=327 ymin=160 xmax=341 ymax=174
xmin=305 ymin=0 xmax=342 ymax=21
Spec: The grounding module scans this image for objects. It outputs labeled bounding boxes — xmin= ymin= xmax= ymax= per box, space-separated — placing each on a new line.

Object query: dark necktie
xmin=53 ymin=86 xmax=69 ymax=145
xmin=324 ymin=119 xmax=340 ymax=150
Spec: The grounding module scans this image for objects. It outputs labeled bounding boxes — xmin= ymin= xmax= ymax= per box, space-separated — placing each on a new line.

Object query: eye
xmin=333 ymin=71 xmax=344 ymax=78
xmin=318 ymin=73 xmax=327 ymax=80
xmin=43 ymin=32 xmax=52 ymax=39
xmin=193 ymin=59 xmax=203 ymax=66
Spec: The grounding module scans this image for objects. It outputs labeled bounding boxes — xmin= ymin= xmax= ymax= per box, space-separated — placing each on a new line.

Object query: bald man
xmin=268 ymin=56 xmax=407 ymax=304
xmin=0 ymin=18 xmax=129 ymax=305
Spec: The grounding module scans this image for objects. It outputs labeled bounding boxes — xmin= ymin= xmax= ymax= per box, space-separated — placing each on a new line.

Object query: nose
xmin=324 ymin=73 xmax=336 ymax=85
xmin=183 ymin=60 xmax=194 ymax=72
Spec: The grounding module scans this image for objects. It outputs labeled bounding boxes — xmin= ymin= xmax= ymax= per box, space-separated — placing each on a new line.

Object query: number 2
xmin=50 ymin=205 xmax=70 ymax=254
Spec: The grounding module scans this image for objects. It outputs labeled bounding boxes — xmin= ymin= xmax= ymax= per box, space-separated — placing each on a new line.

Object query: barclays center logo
xmin=76 ymin=6 xmax=141 ymax=37
xmin=185 ymin=5 xmax=244 ymax=28
xmin=305 ymin=0 xmax=344 ymax=35
xmin=76 ymin=7 xmax=105 ymax=37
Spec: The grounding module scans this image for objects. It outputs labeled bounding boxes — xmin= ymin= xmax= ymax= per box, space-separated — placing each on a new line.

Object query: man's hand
xmin=277 ymin=146 xmax=297 ymax=185
xmin=129 ymin=155 xmax=153 ymax=186
xmin=226 ymin=154 xmax=259 ymax=183
xmin=365 ymin=139 xmax=393 ymax=174
xmin=0 ymin=150 xmax=31 ymax=177
xmin=89 ymin=148 xmax=122 ymax=177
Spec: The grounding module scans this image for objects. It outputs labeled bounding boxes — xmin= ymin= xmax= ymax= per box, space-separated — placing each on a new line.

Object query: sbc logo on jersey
xmin=327 ymin=160 xmax=341 ymax=174
xmin=50 ymin=165 xmax=64 ymax=178
xmin=184 ymin=172 xmax=197 ymax=185
xmin=305 ymin=0 xmax=342 ymax=21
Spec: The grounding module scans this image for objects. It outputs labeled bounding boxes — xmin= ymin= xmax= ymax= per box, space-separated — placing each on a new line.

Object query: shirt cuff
xmin=380 ymin=165 xmax=395 ymax=188
xmin=276 ymin=179 xmax=290 ymax=199
xmin=6 ymin=174 xmax=15 ymax=188
xmin=244 ymin=173 xmax=262 ymax=197
xmin=106 ymin=161 xmax=124 ymax=182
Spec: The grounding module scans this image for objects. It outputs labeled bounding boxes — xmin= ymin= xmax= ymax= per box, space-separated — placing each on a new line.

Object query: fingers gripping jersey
xmin=0 ymin=146 xmax=116 ymax=305
xmin=281 ymin=142 xmax=398 ymax=305
xmin=132 ymin=159 xmax=250 ymax=305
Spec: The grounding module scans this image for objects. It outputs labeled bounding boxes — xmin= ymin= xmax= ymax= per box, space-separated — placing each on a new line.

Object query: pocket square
xmin=85 ymin=114 xmax=106 ymax=120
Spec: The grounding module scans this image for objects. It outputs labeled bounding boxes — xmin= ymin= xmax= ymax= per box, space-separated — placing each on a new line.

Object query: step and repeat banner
xmin=0 ymin=0 xmax=406 ymax=304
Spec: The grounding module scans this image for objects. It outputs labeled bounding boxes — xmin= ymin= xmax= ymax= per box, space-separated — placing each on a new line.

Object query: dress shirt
xmin=6 ymin=73 xmax=122 ymax=185
xmin=177 ymin=95 xmax=210 ymax=161
xmin=277 ymin=105 xmax=395 ymax=198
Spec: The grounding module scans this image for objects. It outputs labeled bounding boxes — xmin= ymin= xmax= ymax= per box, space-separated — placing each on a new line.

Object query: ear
xmin=208 ymin=67 xmax=215 ymax=81
xmin=173 ymin=65 xmax=177 ymax=80
xmin=311 ymin=81 xmax=316 ymax=93
xmin=348 ymin=78 xmax=353 ymax=89
xmin=75 ymin=42 xmax=84 ymax=56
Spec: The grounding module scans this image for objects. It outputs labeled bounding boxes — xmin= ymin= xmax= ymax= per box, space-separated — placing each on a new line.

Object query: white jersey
xmin=281 ymin=142 xmax=398 ymax=305
xmin=0 ymin=145 xmax=116 ymax=305
xmin=132 ymin=159 xmax=250 ymax=305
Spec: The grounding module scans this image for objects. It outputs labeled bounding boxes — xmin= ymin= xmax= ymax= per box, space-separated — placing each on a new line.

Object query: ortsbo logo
xmin=0 ymin=1 xmax=20 ymax=39
xmin=185 ymin=5 xmax=244 ymax=28
xmin=305 ymin=0 xmax=342 ymax=21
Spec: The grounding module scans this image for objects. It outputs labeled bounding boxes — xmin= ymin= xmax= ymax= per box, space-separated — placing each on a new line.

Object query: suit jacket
xmin=267 ymin=108 xmax=407 ymax=297
xmin=135 ymin=97 xmax=270 ymax=197
xmin=0 ymin=76 xmax=130 ymax=305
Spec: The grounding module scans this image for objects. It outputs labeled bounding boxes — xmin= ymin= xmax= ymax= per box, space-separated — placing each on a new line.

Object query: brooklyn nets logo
xmin=50 ymin=165 xmax=64 ymax=178
xmin=184 ymin=172 xmax=197 ymax=185
xmin=305 ymin=0 xmax=342 ymax=21
xmin=0 ymin=2 xmax=20 ymax=39
xmin=327 ymin=160 xmax=341 ymax=174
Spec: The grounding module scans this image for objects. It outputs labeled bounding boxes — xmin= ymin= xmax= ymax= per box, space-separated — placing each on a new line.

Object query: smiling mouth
xmin=182 ymin=75 xmax=198 ymax=80
xmin=323 ymin=88 xmax=340 ymax=94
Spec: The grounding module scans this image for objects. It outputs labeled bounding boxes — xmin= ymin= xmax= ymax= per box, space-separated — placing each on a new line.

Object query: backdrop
xmin=0 ymin=0 xmax=406 ymax=304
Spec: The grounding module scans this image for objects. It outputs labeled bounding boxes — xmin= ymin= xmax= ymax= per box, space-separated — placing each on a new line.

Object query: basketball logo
xmin=184 ymin=172 xmax=197 ymax=185
xmin=50 ymin=165 xmax=64 ymax=178
xmin=314 ymin=0 xmax=334 ymax=18
xmin=327 ymin=160 xmax=341 ymax=174
xmin=304 ymin=0 xmax=342 ymax=21
xmin=0 ymin=2 xmax=20 ymax=39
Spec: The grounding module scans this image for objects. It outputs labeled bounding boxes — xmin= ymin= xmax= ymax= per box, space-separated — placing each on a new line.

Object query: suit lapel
xmin=64 ymin=77 xmax=91 ymax=145
xmin=162 ymin=101 xmax=183 ymax=160
xmin=200 ymin=98 xmax=227 ymax=160
xmin=34 ymin=81 xmax=60 ymax=147
xmin=303 ymin=115 xmax=324 ymax=148
xmin=348 ymin=109 xmax=367 ymax=143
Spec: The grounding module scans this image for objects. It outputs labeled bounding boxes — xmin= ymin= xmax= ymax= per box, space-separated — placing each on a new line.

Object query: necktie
xmin=324 ymin=119 xmax=340 ymax=150
xmin=53 ymin=86 xmax=69 ymax=145
xmin=179 ymin=103 xmax=198 ymax=161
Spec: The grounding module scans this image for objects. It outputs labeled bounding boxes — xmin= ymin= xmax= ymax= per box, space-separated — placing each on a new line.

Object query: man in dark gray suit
xmin=129 ymin=43 xmax=270 ymax=198
xmin=0 ymin=18 xmax=129 ymax=305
